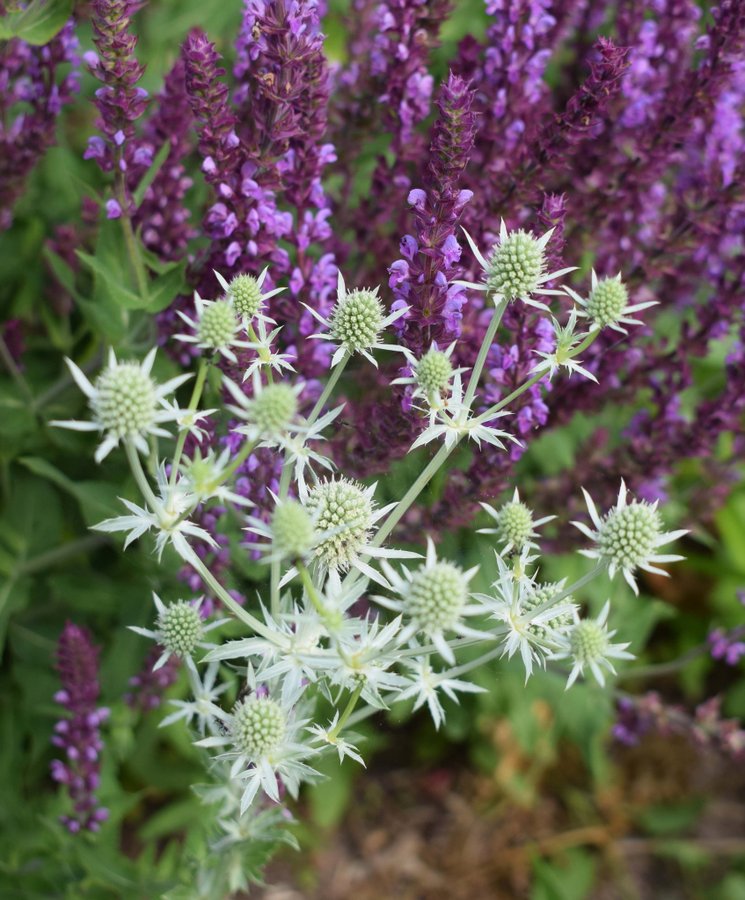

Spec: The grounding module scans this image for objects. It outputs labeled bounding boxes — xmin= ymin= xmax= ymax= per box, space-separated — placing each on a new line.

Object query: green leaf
xmin=133 ymin=140 xmax=171 ymax=208
xmin=0 ymin=0 xmax=73 ymax=45
xmin=18 ymin=456 xmax=122 ymax=524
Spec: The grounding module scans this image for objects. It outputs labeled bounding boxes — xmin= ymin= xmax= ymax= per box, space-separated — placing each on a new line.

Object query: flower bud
xmin=232 ymin=697 xmax=285 ymax=757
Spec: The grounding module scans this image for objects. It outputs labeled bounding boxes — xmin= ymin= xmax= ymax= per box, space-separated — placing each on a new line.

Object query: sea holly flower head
xmin=160 ymin=662 xmax=229 ymax=735
xmin=304 ymin=477 xmax=373 ymax=571
xmin=214 ymin=267 xmax=284 ymax=325
xmin=301 ymin=477 xmax=416 ymax=585
xmin=241 ymin=316 xmax=295 ymax=380
xmin=51 ymin=348 xmax=191 ymax=462
xmin=396 ymin=659 xmax=485 ymax=730
xmin=550 ymin=601 xmax=634 ymax=688
xmin=304 ymin=271 xmax=408 ymax=367
xmin=565 ymin=271 xmax=657 ymax=334
xmin=224 ymin=375 xmax=304 ymax=442
xmin=251 ymin=499 xmax=320 ymax=563
xmin=174 ymin=291 xmax=253 ymax=363
xmin=478 ymin=488 xmax=555 ymax=554
xmin=573 ymin=481 xmax=688 ymax=593
xmin=376 ymin=538 xmax=488 ymax=664
xmin=181 ymin=447 xmax=253 ymax=507
xmin=129 ymin=593 xmax=223 ymax=670
xmin=393 ymin=342 xmax=465 ymax=415
xmin=195 ymin=675 xmax=317 ymax=813
xmin=457 ymin=221 xmax=576 ymax=310
xmin=530 ymin=308 xmax=598 ymax=382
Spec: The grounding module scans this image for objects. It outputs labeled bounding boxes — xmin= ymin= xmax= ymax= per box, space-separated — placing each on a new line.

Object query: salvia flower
xmin=305 ymin=272 xmax=408 ymax=367
xmin=478 ymin=488 xmax=555 ymax=554
xmin=52 ymin=349 xmax=191 ymax=462
xmin=550 ymin=602 xmax=634 ymax=688
xmin=458 ymin=222 xmax=576 ymax=309
xmin=129 ymin=593 xmax=224 ymax=670
xmin=564 ymin=271 xmax=658 ymax=333
xmin=376 ymin=538 xmax=488 ymax=665
xmin=51 ymin=623 xmax=109 ymax=833
xmin=573 ymin=481 xmax=688 ymax=593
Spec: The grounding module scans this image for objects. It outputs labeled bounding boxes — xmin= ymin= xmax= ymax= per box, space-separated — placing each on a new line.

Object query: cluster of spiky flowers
xmin=51 ymin=229 xmax=687 ymax=886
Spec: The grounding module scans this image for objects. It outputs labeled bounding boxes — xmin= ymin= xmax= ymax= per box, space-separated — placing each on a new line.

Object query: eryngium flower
xmin=573 ymin=481 xmax=688 ymax=593
xmin=478 ymin=488 xmax=555 ymax=554
xmin=564 ymin=271 xmax=657 ymax=333
xmin=550 ymin=602 xmax=634 ymax=688
xmin=51 ymin=348 xmax=191 ymax=461
xmin=304 ymin=478 xmax=373 ymax=570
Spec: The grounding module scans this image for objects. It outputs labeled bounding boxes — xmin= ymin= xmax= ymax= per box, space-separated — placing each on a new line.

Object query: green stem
xmin=617 ymin=642 xmax=711 ymax=682
xmin=372 ymin=441 xmax=456 ymax=550
xmin=124 ymin=440 xmax=160 ymax=510
xmin=18 ymin=536 xmax=107 ymax=576
xmin=463 ymin=298 xmax=507 ymax=409
xmin=307 ymin=351 xmax=349 ymax=427
xmin=445 ymin=645 xmax=505 ymax=680
xmin=180 ymin=544 xmax=275 ymax=641
xmin=270 ymin=452 xmax=295 ymax=617
xmin=218 ymin=437 xmax=259 ymax=485
xmin=297 ymin=560 xmax=328 ymax=618
xmin=0 ymin=335 xmax=35 ymax=407
xmin=329 ymin=682 xmax=364 ymax=740
xmin=120 ymin=214 xmax=149 ymax=302
xmin=169 ymin=358 xmax=209 ymax=488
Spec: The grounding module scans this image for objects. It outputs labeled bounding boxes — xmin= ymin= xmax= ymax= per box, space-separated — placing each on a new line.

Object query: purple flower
xmin=51 ymin=623 xmax=110 ymax=833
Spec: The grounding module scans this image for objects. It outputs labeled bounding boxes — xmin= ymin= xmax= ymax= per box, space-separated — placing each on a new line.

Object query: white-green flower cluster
xmin=50 ymin=242 xmax=688 ymax=882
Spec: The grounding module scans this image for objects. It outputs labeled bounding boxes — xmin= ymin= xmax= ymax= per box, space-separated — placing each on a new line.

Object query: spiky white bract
xmin=478 ymin=488 xmax=555 ymax=554
xmin=530 ymin=308 xmax=598 ymax=382
xmin=160 ymin=399 xmax=217 ymax=443
xmin=195 ymin=675 xmax=318 ymax=813
xmin=51 ymin=348 xmax=191 ymax=463
xmin=275 ymin=403 xmax=342 ymax=501
xmin=456 ymin=222 xmax=576 ymax=310
xmin=174 ymin=291 xmax=254 ymax=363
xmin=303 ymin=271 xmax=409 ymax=367
xmin=474 ymin=557 xmax=576 ymax=679
xmin=376 ymin=538 xmax=489 ymax=665
xmin=128 ymin=593 xmax=223 ymax=670
xmin=180 ymin=446 xmax=253 ymax=508
xmin=214 ymin=267 xmax=284 ymax=326
xmin=93 ymin=464 xmax=217 ymax=561
xmin=308 ymin=714 xmax=365 ymax=766
xmin=396 ymin=659 xmax=485 ymax=730
xmin=159 ymin=661 xmax=229 ymax=734
xmin=549 ymin=601 xmax=634 ymax=688
xmin=573 ymin=481 xmax=688 ymax=594
xmin=241 ymin=316 xmax=295 ymax=380
xmin=565 ymin=271 xmax=657 ymax=334
xmin=302 ymin=477 xmax=417 ymax=586
xmin=410 ymin=371 xmax=519 ymax=452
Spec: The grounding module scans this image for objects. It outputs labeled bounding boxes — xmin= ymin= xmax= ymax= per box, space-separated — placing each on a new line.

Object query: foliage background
xmin=1 ymin=0 xmax=744 ymax=897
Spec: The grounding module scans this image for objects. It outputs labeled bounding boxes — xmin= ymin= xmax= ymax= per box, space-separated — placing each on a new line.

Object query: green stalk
xmin=462 ymin=297 xmax=507 ymax=409
xmin=307 ymin=351 xmax=349 ymax=427
xmin=124 ymin=439 xmax=160 ymax=510
xmin=328 ymin=682 xmax=364 ymax=740
xmin=297 ymin=561 xmax=328 ymax=618
xmin=169 ymin=358 xmax=209 ymax=488
xmin=180 ymin=545 xmax=276 ymax=641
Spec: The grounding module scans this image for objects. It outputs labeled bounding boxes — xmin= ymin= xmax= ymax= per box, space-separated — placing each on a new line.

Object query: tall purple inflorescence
xmin=133 ymin=58 xmax=195 ymax=261
xmin=0 ymin=21 xmax=79 ymax=230
xmin=85 ymin=0 xmax=149 ymax=219
xmin=51 ymin=622 xmax=109 ymax=833
xmin=389 ymin=72 xmax=477 ymax=351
